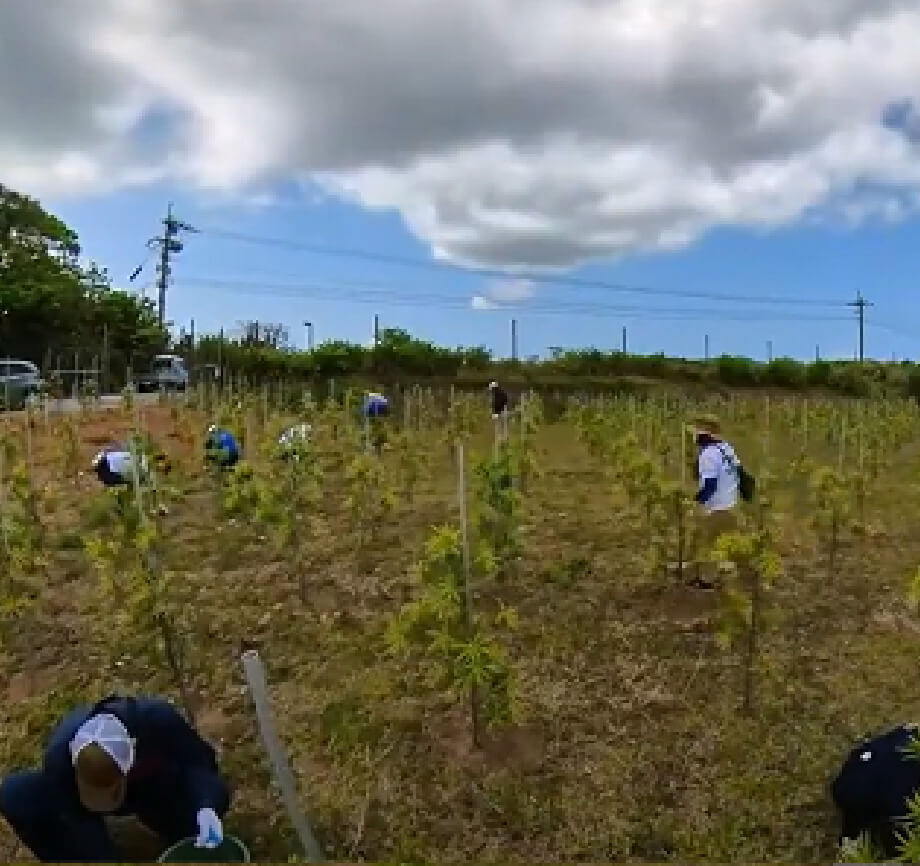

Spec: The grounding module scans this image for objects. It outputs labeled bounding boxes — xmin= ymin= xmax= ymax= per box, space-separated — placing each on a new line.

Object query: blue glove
xmin=195 ymin=807 xmax=223 ymax=848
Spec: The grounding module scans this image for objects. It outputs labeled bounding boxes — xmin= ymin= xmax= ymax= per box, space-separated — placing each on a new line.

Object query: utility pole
xmin=767 ymin=340 xmax=773 ymax=363
xmin=304 ymin=321 xmax=314 ymax=352
xmin=510 ymin=318 xmax=518 ymax=361
xmin=621 ymin=326 xmax=627 ymax=353
xmin=373 ymin=314 xmax=380 ymax=347
xmin=815 ymin=344 xmax=820 ymax=362
xmin=847 ymin=291 xmax=872 ymax=363
xmin=146 ymin=202 xmax=197 ymax=328
xmin=704 ymin=333 xmax=710 ymax=360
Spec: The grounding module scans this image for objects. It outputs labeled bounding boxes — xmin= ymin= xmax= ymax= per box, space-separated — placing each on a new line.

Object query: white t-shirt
xmin=698 ymin=441 xmax=740 ymax=512
xmin=101 ymin=450 xmax=146 ymax=478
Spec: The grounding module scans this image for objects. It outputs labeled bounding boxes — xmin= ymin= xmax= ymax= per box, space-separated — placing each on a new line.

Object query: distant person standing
xmin=362 ymin=392 xmax=390 ymax=453
xmin=689 ymin=414 xmax=752 ymax=588
xmin=488 ymin=381 xmax=510 ymax=442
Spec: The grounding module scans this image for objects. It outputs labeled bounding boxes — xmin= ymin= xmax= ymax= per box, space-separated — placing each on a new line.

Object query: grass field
xmin=2 ymin=386 xmax=920 ymax=862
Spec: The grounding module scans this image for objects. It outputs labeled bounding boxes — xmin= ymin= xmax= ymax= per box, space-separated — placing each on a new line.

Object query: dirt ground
xmin=2 ymin=393 xmax=920 ymax=862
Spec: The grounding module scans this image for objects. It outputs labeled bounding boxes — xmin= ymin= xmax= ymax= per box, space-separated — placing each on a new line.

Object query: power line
xmin=190 ymin=224 xmax=848 ymax=308
xmin=867 ymin=319 xmax=917 ymax=341
xmin=177 ymin=275 xmax=852 ymax=323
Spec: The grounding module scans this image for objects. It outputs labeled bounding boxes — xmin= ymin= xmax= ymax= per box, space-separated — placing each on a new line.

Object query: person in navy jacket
xmin=832 ymin=723 xmax=920 ymax=858
xmin=0 ymin=695 xmax=230 ymax=862
xmin=362 ymin=392 xmax=389 ymax=418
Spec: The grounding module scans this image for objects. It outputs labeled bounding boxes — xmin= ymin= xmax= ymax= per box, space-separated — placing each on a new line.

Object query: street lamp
xmin=303 ymin=320 xmax=314 ymax=352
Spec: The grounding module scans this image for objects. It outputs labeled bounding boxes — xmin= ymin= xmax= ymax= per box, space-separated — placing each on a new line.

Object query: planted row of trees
xmin=6 ymin=377 xmax=920 ymax=860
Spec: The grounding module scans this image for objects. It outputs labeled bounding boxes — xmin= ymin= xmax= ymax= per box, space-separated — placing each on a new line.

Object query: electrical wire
xmin=867 ymin=319 xmax=917 ymax=341
xmin=190 ymin=224 xmax=850 ymax=308
xmin=177 ymin=275 xmax=854 ymax=323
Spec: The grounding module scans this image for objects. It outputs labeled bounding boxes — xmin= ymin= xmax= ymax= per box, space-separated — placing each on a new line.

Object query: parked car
xmin=135 ymin=354 xmax=189 ymax=393
xmin=0 ymin=359 xmax=42 ymax=409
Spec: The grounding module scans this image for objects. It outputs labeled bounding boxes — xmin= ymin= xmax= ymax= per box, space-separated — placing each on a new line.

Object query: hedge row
xmin=180 ymin=330 xmax=919 ymax=399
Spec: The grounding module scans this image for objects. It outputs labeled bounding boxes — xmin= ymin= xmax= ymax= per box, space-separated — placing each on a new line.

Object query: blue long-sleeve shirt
xmin=42 ymin=696 xmax=226 ymax=819
xmin=205 ymin=429 xmax=240 ymax=466
xmin=363 ymin=393 xmax=389 ymax=418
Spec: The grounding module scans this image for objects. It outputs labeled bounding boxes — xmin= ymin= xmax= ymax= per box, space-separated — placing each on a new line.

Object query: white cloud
xmin=470 ymin=277 xmax=536 ymax=310
xmin=471 ymin=294 xmax=497 ymax=311
xmin=488 ymin=279 xmax=537 ymax=303
xmin=4 ymin=1 xmax=920 ymax=267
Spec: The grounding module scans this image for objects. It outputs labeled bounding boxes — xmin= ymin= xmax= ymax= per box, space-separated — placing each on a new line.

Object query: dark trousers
xmin=0 ymin=769 xmax=230 ymax=862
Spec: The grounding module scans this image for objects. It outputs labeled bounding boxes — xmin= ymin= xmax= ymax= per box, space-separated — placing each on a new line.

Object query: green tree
xmin=0 ymin=184 xmax=165 ymax=381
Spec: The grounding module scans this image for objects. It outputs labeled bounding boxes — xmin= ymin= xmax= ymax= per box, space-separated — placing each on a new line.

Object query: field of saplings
xmin=3 ymin=383 xmax=920 ymax=862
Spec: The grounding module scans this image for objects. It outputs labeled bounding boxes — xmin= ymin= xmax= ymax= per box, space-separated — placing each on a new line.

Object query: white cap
xmin=69 ymin=713 xmax=135 ymax=775
xmin=488 ymin=381 xmax=498 ymax=389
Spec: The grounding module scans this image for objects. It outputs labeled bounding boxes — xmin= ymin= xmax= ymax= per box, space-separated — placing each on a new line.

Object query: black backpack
xmin=717 ymin=444 xmax=755 ymax=502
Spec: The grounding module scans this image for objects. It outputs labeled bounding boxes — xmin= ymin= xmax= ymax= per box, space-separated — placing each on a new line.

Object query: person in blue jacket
xmin=0 ymin=694 xmax=230 ymax=862
xmin=204 ymin=425 xmax=240 ymax=468
xmin=363 ymin=391 xmax=389 ymax=418
xmin=361 ymin=392 xmax=390 ymax=452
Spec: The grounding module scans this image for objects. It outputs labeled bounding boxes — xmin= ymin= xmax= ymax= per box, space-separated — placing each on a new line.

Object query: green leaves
xmin=387 ymin=523 xmax=517 ymax=733
xmin=0 ymin=183 xmax=166 ymax=374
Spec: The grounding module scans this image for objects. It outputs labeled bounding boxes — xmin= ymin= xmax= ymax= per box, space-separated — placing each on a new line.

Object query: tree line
xmin=0 ymin=183 xmax=165 ymax=384
xmin=4 ymin=181 xmax=917 ymax=400
xmin=183 ymin=330 xmax=915 ymax=399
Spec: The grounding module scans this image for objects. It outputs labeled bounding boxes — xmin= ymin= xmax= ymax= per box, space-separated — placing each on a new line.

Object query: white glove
xmin=195 ymin=807 xmax=223 ymax=848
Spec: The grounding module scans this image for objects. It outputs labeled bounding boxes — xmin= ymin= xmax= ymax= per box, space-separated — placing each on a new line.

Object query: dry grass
xmin=2 ymin=393 xmax=920 ymax=863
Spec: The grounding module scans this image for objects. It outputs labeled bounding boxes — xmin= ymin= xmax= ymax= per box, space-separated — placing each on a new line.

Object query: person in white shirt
xmin=689 ymin=415 xmax=741 ymax=588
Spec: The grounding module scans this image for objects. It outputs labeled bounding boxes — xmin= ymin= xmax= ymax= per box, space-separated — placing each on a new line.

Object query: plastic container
xmin=157 ymin=835 xmax=250 ymax=862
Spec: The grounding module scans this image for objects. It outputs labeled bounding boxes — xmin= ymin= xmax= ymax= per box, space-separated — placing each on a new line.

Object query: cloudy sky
xmin=5 ymin=0 xmax=920 ymax=359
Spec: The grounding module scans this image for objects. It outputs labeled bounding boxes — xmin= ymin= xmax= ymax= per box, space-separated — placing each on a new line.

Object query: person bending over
xmin=0 ymin=694 xmax=230 ymax=862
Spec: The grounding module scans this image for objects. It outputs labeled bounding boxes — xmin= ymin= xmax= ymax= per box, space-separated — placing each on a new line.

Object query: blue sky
xmin=47 ymin=183 xmax=918 ymax=363
xmin=9 ymin=2 xmax=920 ymax=363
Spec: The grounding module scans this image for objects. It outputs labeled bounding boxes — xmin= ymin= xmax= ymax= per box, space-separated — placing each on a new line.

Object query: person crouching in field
xmin=204 ymin=425 xmax=240 ymax=468
xmin=488 ymin=381 xmax=509 ymax=442
xmin=92 ymin=446 xmax=171 ymax=517
xmin=0 ymin=694 xmax=230 ymax=862
xmin=832 ymin=723 xmax=920 ymax=859
xmin=92 ymin=445 xmax=169 ymax=487
xmin=688 ymin=414 xmax=744 ymax=589
xmin=278 ymin=423 xmax=312 ymax=460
